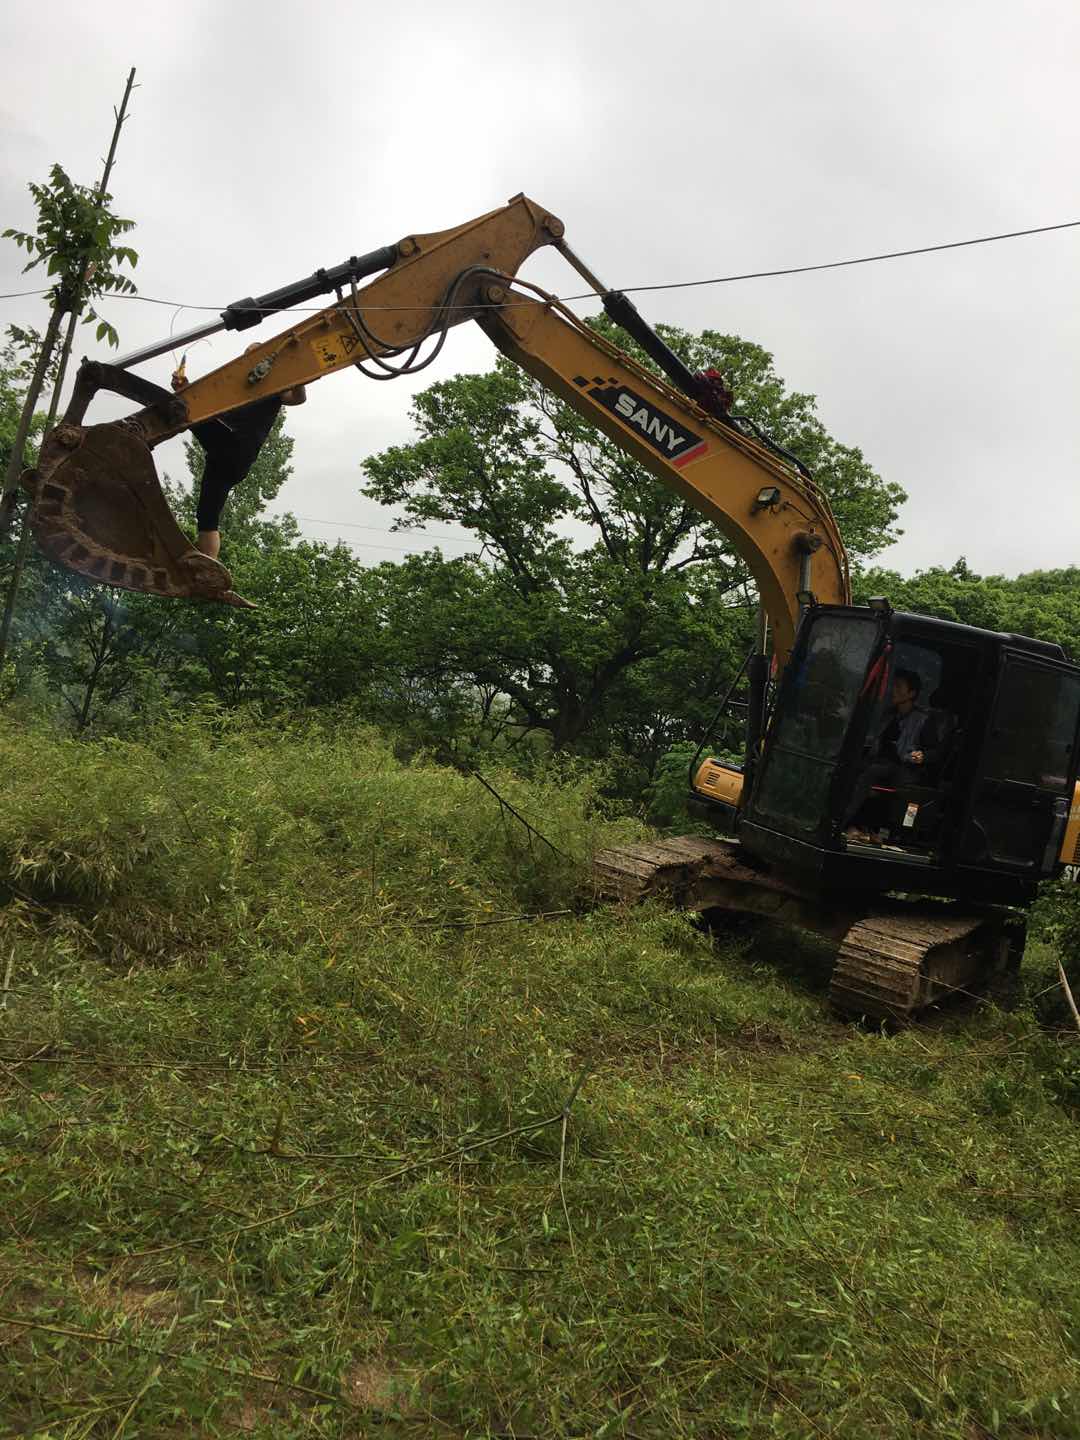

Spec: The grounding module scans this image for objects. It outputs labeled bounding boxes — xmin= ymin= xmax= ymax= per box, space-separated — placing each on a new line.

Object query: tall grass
xmin=0 ymin=714 xmax=640 ymax=967
xmin=1 ymin=717 xmax=1079 ymax=1437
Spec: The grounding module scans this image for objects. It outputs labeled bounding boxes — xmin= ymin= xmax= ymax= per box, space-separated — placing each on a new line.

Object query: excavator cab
xmin=738 ymin=603 xmax=1080 ymax=906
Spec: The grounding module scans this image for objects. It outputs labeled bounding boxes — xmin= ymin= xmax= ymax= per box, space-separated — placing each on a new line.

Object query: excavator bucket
xmin=26 ymin=418 xmax=253 ymax=607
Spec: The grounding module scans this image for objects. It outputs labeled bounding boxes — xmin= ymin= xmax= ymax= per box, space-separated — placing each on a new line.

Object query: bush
xmin=1028 ymin=879 xmax=1080 ymax=1026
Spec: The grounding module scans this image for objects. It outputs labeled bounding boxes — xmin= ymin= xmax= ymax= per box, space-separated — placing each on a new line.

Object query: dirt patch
xmin=62 ymin=1264 xmax=182 ymax=1325
xmin=734 ymin=1020 xmax=795 ymax=1050
xmin=1 ymin=1264 xmax=185 ymax=1328
xmin=344 ymin=1360 xmax=399 ymax=1409
xmin=108 ymin=1279 xmax=183 ymax=1323
xmin=346 ymin=1358 xmax=427 ymax=1417
xmin=223 ymin=1360 xmax=421 ymax=1433
xmin=0 ymin=1281 xmax=49 ymax=1346
xmin=232 ymin=1399 xmax=267 ymax=1433
xmin=224 ymin=1394 xmax=300 ymax=1434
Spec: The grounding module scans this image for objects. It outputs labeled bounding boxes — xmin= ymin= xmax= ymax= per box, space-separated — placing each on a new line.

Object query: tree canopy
xmin=361 ymin=322 xmax=906 ymax=755
xmin=855 ymin=558 xmax=1080 ymax=660
xmin=4 ymin=311 xmax=1077 ymax=798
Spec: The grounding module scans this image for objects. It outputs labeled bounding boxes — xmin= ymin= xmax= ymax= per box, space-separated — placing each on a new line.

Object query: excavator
xmin=21 ymin=194 xmax=1080 ymax=1020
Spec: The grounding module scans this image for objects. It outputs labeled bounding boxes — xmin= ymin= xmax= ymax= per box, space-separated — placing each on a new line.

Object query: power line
xmin=4 ymin=215 xmax=1076 ymax=317
xmin=289 ymin=512 xmax=634 ymax=560
xmin=323 ymin=535 xmax=466 ymax=555
xmin=609 ymin=218 xmax=1080 ymax=295
xmin=293 ymin=513 xmax=476 ymax=545
xmin=121 ymin=216 xmax=1080 ymax=308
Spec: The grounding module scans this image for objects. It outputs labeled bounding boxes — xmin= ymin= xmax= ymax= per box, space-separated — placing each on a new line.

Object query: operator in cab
xmin=171 ymin=345 xmax=306 ymax=559
xmin=844 ymin=668 xmax=943 ymax=839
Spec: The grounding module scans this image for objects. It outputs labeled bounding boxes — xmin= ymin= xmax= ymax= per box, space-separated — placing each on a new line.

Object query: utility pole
xmin=0 ymin=67 xmax=137 ymax=673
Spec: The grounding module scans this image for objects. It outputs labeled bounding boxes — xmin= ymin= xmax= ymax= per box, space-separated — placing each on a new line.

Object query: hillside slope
xmin=1 ymin=720 xmax=1078 ymax=1437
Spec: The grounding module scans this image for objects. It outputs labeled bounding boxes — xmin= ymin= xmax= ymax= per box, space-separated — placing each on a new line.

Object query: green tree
xmin=0 ymin=342 xmax=47 ymax=483
xmin=0 ymin=345 xmax=55 ymax=699
xmin=157 ymin=414 xmax=390 ymax=713
xmin=855 ymin=559 xmax=1080 ymax=659
xmin=1 ymin=70 xmax=139 ymax=670
xmin=39 ymin=586 xmax=190 ymax=733
xmin=362 ymin=323 xmax=904 ymax=754
xmin=1 ymin=157 xmax=138 ymax=509
xmin=175 ymin=528 xmax=383 ymax=711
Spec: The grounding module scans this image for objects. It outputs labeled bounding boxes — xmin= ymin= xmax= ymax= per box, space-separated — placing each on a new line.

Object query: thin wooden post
xmin=0 ymin=66 xmax=136 ymax=672
xmin=1058 ymin=958 xmax=1080 ymax=1034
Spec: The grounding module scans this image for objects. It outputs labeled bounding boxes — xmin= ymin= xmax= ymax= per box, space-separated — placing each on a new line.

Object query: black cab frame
xmin=739 ymin=605 xmax=1080 ymax=906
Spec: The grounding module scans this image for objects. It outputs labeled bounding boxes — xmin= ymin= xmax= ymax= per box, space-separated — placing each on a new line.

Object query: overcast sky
xmin=2 ymin=0 xmax=1077 ymax=577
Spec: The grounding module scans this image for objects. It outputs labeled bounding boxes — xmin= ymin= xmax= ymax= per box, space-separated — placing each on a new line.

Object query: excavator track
xmin=828 ymin=910 xmax=1012 ymax=1022
xmin=592 ymin=836 xmax=1020 ymax=1022
xmin=591 ymin=835 xmax=726 ymax=904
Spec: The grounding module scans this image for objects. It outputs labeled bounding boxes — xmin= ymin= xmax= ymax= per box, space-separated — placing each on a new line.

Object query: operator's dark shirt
xmin=876 ymin=705 xmax=930 ymax=765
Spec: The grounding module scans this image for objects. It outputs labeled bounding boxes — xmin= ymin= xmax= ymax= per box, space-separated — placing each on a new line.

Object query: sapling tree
xmin=0 ymin=67 xmax=138 ymax=671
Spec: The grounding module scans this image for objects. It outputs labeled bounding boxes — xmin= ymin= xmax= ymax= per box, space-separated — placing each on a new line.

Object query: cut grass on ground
xmin=1 ymin=718 xmax=1078 ymax=1437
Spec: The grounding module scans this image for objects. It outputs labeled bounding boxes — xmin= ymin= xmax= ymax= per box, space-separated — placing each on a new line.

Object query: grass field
xmin=1 ymin=718 xmax=1079 ymax=1437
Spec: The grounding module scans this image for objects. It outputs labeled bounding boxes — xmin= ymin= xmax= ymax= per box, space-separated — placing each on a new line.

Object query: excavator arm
xmin=473 ymin=280 xmax=848 ymax=668
xmin=27 ymin=192 xmax=849 ymax=663
xmin=28 ymin=194 xmax=563 ymax=604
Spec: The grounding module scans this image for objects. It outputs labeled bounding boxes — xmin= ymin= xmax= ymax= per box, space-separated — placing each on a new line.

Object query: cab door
xmin=748 ymin=611 xmax=881 ymax=843
xmin=959 ymin=654 xmax=1080 ymax=875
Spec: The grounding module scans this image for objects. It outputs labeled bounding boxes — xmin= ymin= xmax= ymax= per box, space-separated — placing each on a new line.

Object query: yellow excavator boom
xmin=27 ymin=193 xmax=848 ymax=664
xmin=474 ymin=283 xmax=848 ymax=668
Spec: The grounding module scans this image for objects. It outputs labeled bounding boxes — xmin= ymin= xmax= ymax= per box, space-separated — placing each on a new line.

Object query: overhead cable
xmin=602 ymin=218 xmax=1080 ymax=296
xmin=293 ymin=513 xmax=476 ymax=545
xmin=2 ymin=217 xmax=1076 ymax=316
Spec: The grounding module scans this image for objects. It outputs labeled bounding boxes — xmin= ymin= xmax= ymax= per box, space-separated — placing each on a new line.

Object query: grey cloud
xmin=1 ymin=0 xmax=1076 ymax=574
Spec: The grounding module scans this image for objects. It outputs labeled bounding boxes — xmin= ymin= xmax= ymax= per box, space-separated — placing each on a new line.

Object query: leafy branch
xmin=4 ymin=161 xmax=138 ymax=348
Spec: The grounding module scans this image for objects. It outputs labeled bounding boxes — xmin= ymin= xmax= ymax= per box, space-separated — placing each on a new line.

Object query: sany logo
xmin=574 ymin=376 xmax=708 ymax=469
xmin=1065 ymin=864 xmax=1080 ymax=885
xmin=613 ymin=392 xmax=690 ymax=454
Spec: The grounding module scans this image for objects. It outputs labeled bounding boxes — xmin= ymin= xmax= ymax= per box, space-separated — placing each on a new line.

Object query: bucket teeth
xmin=28 ymin=421 xmax=253 ymax=606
